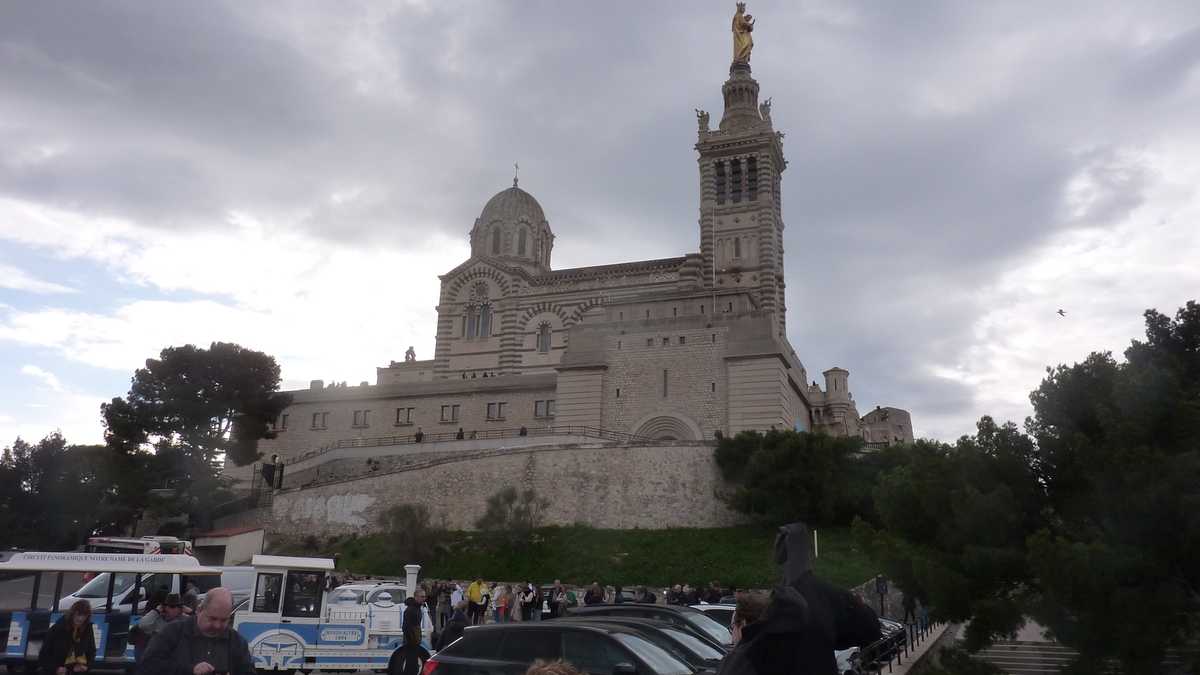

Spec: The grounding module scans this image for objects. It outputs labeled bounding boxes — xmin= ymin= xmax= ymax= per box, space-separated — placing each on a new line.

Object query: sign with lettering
xmin=320 ymin=627 xmax=364 ymax=644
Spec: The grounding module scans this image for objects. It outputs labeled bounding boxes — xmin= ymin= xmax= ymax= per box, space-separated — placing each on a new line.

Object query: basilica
xmin=253 ymin=31 xmax=913 ymax=466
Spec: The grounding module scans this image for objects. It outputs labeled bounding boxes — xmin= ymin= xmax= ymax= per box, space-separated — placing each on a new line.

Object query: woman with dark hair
xmin=391 ymin=624 xmax=430 ymax=675
xmin=40 ymin=599 xmax=96 ymax=674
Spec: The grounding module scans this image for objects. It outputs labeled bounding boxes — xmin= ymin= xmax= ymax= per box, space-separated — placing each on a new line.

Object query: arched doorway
xmin=632 ymin=414 xmax=702 ymax=441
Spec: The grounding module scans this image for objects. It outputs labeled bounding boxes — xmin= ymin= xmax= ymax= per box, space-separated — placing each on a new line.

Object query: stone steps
xmin=974 ymin=640 xmax=1195 ymax=674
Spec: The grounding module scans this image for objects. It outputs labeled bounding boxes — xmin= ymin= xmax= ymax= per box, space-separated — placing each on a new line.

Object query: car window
xmin=283 ymin=571 xmax=324 ymax=618
xmin=187 ymin=574 xmax=221 ymax=593
xmin=562 ymin=631 xmax=631 ymax=674
xmin=700 ymin=608 xmax=734 ymax=627
xmin=499 ymin=630 xmax=561 ymax=662
xmin=613 ymin=634 xmax=692 ymax=675
xmin=367 ymin=587 xmax=400 ymax=604
xmin=682 ymin=609 xmax=732 ymax=645
xmin=441 ymin=629 xmax=504 ymax=658
xmin=660 ymin=626 xmax=724 ymax=660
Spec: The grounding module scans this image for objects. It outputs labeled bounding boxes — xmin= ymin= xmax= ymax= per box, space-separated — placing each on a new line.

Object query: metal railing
xmin=854 ymin=618 xmax=945 ymax=674
xmin=285 ymin=425 xmax=659 ymax=465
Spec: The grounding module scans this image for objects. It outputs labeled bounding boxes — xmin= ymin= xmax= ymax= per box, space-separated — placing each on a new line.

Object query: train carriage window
xmin=253 ymin=573 xmax=283 ymax=613
xmin=282 ymin=571 xmax=325 ymax=618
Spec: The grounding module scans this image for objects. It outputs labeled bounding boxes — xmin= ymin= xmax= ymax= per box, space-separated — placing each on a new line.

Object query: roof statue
xmin=404 ymin=346 xmax=416 ymax=362
xmin=733 ymin=2 xmax=755 ymax=64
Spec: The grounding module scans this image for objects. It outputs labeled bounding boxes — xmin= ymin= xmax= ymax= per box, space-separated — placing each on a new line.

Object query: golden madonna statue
xmin=732 ymin=2 xmax=755 ymax=64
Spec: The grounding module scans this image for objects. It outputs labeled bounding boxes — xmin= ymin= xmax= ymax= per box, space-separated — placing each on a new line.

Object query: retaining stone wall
xmin=217 ymin=442 xmax=745 ymax=538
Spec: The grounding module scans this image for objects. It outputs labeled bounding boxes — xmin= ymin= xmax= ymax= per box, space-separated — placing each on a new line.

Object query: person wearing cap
xmin=133 ymin=592 xmax=185 ymax=661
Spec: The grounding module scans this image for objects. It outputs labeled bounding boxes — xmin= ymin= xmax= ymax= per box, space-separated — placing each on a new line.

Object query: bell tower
xmin=695 ymin=53 xmax=788 ymax=335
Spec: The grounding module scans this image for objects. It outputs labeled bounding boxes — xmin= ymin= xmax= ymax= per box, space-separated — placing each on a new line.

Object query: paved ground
xmin=0 ymin=573 xmax=84 ymax=610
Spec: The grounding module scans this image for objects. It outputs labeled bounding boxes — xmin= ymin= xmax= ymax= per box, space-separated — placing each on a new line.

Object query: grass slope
xmin=318 ymin=525 xmax=874 ymax=589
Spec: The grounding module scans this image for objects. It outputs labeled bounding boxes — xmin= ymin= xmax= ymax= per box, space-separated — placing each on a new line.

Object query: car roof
xmin=464 ymin=621 xmax=634 ymax=636
xmin=334 ymin=582 xmax=403 ymax=591
xmin=571 ymin=603 xmax=699 ymax=614
xmin=691 ymin=603 xmax=736 ymax=610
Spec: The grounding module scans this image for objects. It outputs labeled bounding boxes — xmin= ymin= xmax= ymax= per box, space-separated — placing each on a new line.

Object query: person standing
xmin=480 ymin=582 xmax=492 ymax=624
xmin=436 ymin=581 xmax=452 ymax=630
xmin=436 ymin=601 xmax=469 ymax=650
xmin=40 ymin=599 xmax=96 ymax=675
xmin=550 ymin=580 xmax=566 ymax=618
xmin=393 ymin=624 xmax=430 ymax=675
xmin=519 ymin=583 xmax=537 ymax=621
xmin=403 ymin=587 xmax=434 ymax=650
xmin=583 ymin=582 xmax=604 ymax=606
xmin=492 ymin=583 xmax=509 ymax=624
xmin=140 ymin=587 xmax=254 ymax=675
xmin=132 ymin=593 xmax=184 ymax=661
xmin=901 ymin=592 xmax=917 ymax=626
xmin=466 ymin=578 xmax=484 ymax=626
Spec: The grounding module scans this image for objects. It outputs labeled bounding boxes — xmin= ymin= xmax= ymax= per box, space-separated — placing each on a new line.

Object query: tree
xmin=714 ymin=428 xmax=886 ymax=527
xmin=378 ymin=503 xmax=438 ymax=563
xmin=102 ymin=342 xmax=292 ymax=467
xmin=0 ymin=433 xmax=154 ymax=550
xmin=101 ymin=342 xmax=292 ymax=530
xmin=853 ymin=421 xmax=1043 ymax=650
xmin=857 ymin=301 xmax=1200 ymax=672
xmin=475 ymin=486 xmax=550 ymax=544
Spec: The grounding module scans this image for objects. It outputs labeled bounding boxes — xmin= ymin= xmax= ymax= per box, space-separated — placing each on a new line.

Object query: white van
xmin=58 ymin=565 xmax=255 ymax=612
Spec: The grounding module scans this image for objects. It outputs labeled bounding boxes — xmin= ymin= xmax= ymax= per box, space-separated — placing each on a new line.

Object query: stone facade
xmin=230 ymin=31 xmax=914 ymax=498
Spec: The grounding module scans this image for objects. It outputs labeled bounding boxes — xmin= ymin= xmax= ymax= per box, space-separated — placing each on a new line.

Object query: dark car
xmin=555 ymin=616 xmax=725 ymax=673
xmin=566 ymin=604 xmax=733 ymax=650
xmin=427 ymin=622 xmax=695 ymax=675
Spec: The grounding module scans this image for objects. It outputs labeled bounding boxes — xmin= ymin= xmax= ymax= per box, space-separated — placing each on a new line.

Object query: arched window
xmin=734 ymin=236 xmax=742 ymax=258
xmin=465 ymin=305 xmax=478 ymax=338
xmin=491 ymin=228 xmax=501 ymax=255
xmin=518 ymin=228 xmax=527 ymax=255
xmin=478 ymin=303 xmax=492 ymax=337
xmin=536 ymin=322 xmax=551 ymax=352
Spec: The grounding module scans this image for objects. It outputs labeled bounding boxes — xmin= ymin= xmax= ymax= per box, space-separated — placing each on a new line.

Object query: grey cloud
xmin=1 ymin=0 xmax=1197 ymax=438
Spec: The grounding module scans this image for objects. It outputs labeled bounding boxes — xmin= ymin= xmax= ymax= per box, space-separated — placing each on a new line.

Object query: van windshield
xmin=74 ymin=572 xmax=172 ymax=600
xmin=75 ymin=573 xmax=135 ymax=599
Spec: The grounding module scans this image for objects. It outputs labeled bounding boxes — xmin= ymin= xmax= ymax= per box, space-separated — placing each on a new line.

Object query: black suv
xmin=427 ymin=621 xmax=696 ymax=675
xmin=554 ymin=616 xmax=725 ymax=673
xmin=566 ymin=604 xmax=733 ymax=650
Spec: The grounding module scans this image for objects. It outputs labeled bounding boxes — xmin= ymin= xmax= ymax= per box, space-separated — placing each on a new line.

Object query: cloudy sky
xmin=2 ymin=0 xmax=1198 ymax=445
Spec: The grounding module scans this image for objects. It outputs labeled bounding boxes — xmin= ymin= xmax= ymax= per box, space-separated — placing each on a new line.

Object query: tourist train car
xmin=234 ymin=555 xmax=422 ymax=672
xmin=0 ymin=551 xmax=221 ymax=672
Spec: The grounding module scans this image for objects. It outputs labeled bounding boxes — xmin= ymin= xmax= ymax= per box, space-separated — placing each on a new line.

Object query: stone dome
xmin=478 ymin=184 xmax=546 ymax=226
xmin=470 ymin=180 xmax=554 ymax=270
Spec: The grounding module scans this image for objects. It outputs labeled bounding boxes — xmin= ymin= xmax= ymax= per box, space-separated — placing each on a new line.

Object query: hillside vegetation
xmin=283 ymin=525 xmax=875 ymax=589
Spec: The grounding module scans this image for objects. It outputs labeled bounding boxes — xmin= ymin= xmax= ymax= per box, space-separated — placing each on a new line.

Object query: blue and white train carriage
xmin=235 ymin=554 xmax=422 ymax=673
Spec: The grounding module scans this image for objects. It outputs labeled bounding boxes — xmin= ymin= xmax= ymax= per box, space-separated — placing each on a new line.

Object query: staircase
xmin=975 ymin=639 xmax=1195 ymax=674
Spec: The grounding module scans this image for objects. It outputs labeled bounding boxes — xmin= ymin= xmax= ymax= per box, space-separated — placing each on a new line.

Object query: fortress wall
xmin=229 ymin=442 xmax=745 ymax=538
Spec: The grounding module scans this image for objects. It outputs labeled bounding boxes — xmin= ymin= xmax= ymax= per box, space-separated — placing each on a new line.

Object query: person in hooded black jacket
xmin=40 ymin=600 xmax=96 ymax=674
xmin=435 ymin=603 xmax=468 ymax=650
xmin=718 ymin=522 xmax=881 ymax=675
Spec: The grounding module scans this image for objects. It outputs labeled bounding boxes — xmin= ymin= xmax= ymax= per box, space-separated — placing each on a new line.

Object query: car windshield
xmin=613 ymin=634 xmax=692 ymax=675
xmin=660 ymin=626 xmax=724 ymax=660
xmin=682 ymin=608 xmax=733 ymax=645
xmin=74 ymin=573 xmax=136 ymax=599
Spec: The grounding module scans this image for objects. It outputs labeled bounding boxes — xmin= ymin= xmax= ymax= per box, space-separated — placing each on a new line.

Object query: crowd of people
xmin=410 ymin=577 xmax=741 ymax=634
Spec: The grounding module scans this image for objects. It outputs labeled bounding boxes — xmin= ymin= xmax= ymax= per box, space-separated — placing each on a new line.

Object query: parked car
xmin=58 ymin=565 xmax=254 ymax=612
xmin=567 ymin=603 xmax=733 ymax=649
xmin=691 ymin=603 xmax=864 ymax=673
xmin=555 ymin=616 xmax=724 ymax=673
xmin=427 ymin=621 xmax=696 ymax=674
xmin=689 ymin=603 xmax=734 ymax=628
xmin=329 ymin=581 xmax=407 ymax=605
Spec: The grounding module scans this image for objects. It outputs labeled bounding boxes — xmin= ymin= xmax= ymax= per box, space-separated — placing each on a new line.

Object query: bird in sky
xmin=1057 ymin=309 xmax=1067 ymax=317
